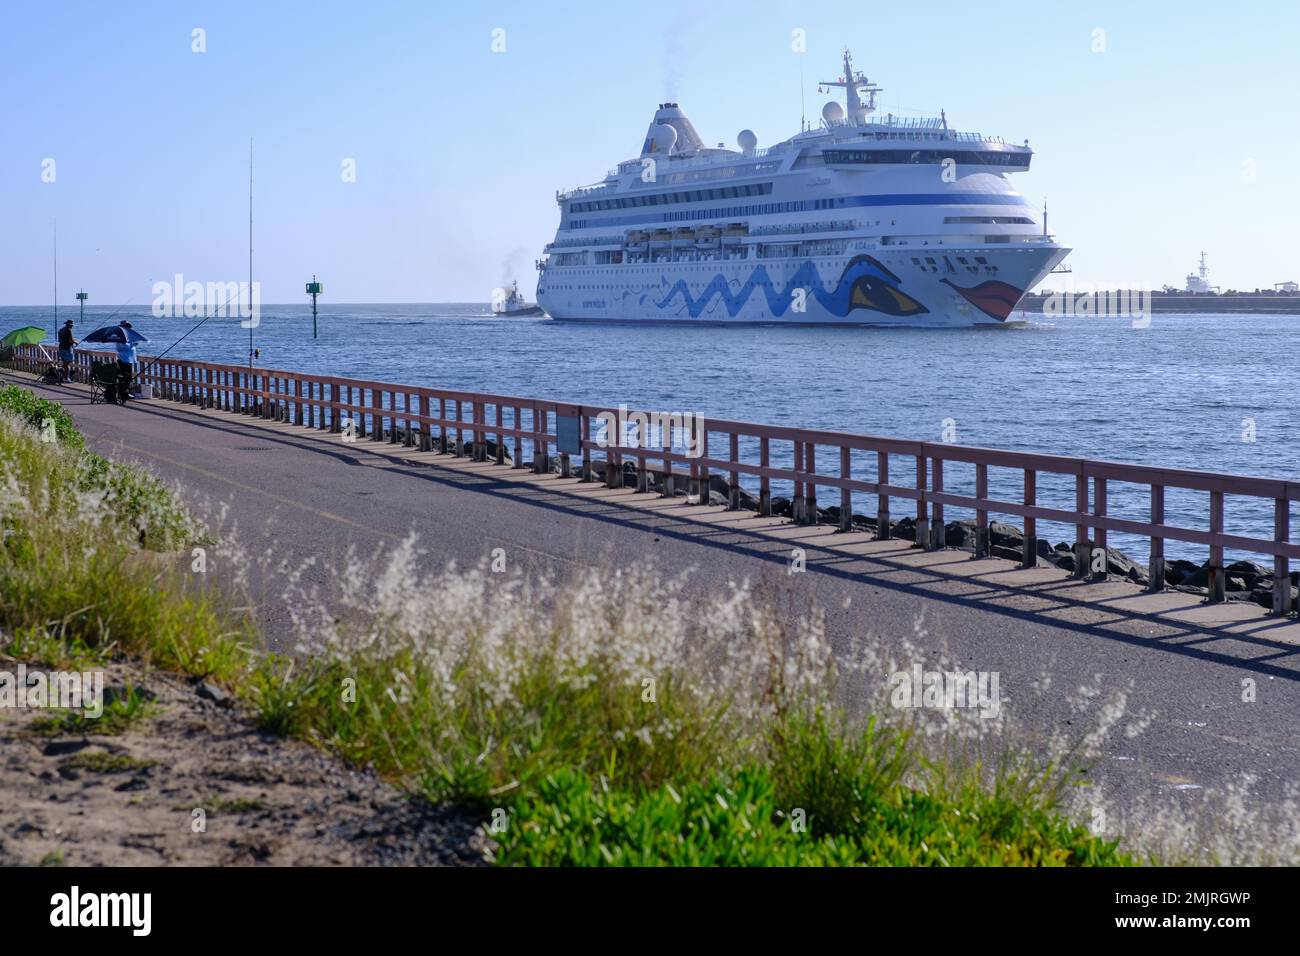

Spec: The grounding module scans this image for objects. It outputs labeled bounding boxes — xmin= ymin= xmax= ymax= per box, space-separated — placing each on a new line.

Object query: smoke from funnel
xmin=662 ymin=4 xmax=701 ymax=100
xmin=501 ymin=245 xmax=527 ymax=285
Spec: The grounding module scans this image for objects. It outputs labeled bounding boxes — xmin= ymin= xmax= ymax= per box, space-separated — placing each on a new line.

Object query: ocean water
xmin=6 ymin=303 xmax=1298 ymax=565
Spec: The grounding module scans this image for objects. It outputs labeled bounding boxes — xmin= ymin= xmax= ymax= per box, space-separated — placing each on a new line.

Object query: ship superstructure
xmin=535 ymin=50 xmax=1069 ymax=326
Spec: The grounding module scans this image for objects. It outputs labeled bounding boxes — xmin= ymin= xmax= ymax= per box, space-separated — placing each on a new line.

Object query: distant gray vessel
xmin=1017 ymin=252 xmax=1300 ymax=314
xmin=493 ymin=280 xmax=544 ymax=317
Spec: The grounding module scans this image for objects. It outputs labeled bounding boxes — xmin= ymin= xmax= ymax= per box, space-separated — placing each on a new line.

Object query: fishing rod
xmin=134 ymin=287 xmax=248 ymax=379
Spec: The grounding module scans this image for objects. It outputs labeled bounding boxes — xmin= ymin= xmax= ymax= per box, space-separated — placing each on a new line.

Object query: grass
xmin=207 ymin=796 xmax=269 ymax=814
xmin=0 ymin=383 xmax=1232 ymax=867
xmin=30 ymin=684 xmax=158 ymax=737
xmin=60 ymin=751 xmax=157 ymax=774
xmin=0 ymin=384 xmax=84 ymax=451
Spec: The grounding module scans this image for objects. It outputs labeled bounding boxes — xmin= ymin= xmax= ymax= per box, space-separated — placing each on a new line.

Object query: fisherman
xmin=113 ymin=321 xmax=138 ymax=404
xmin=57 ymin=319 xmax=78 ymax=382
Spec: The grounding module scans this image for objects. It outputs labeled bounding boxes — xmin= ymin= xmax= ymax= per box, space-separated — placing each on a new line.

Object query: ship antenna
xmin=800 ymin=59 xmax=806 ymax=132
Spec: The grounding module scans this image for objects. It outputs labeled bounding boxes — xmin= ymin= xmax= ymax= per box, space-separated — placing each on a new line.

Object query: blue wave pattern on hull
xmin=653 ymin=255 xmax=929 ymax=319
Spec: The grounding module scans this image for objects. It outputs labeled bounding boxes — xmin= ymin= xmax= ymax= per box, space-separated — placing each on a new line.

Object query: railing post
xmin=476 ymin=402 xmax=487 ymax=461
xmin=579 ymin=413 xmax=592 ymax=479
xmin=839 ymin=446 xmax=852 ymax=531
xmin=512 ymin=405 xmax=522 ymax=467
xmin=1021 ymin=469 xmax=1036 ymax=568
xmin=1148 ymin=484 xmax=1165 ymax=592
xmin=633 ymin=418 xmax=647 ymax=491
xmin=535 ymin=406 xmax=549 ymax=473
xmin=1073 ymin=471 xmax=1089 ymax=579
xmin=914 ymin=454 xmax=929 ymax=549
xmin=975 ymin=463 xmax=989 ymax=558
xmin=452 ymin=399 xmax=462 ymax=456
xmin=759 ymin=436 xmax=771 ymax=516
xmin=1274 ymin=498 xmax=1292 ymax=615
xmin=605 ymin=411 xmax=620 ymax=488
xmin=1092 ymin=477 xmax=1108 ymax=581
xmin=929 ymin=454 xmax=944 ymax=550
xmin=728 ymin=433 xmax=740 ymax=510
xmin=1208 ymin=490 xmax=1225 ymax=602
xmin=804 ymin=441 xmax=817 ymax=526
xmin=791 ymin=441 xmax=803 ymax=523
xmin=495 ymin=404 xmax=505 ymax=464
xmin=876 ymin=451 xmax=891 ymax=540
xmin=662 ymin=434 xmax=675 ymax=498
xmin=697 ymin=427 xmax=710 ymax=505
xmin=418 ymin=394 xmax=430 ymax=449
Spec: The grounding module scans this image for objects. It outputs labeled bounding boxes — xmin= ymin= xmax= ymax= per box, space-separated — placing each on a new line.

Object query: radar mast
xmin=819 ymin=49 xmax=882 ymax=125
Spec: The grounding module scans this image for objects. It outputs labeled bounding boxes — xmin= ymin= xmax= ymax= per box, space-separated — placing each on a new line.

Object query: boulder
xmin=1052 ymin=549 xmax=1077 ymax=573
xmin=1166 ymin=559 xmax=1199 ymax=586
xmin=891 ymin=517 xmax=917 ymax=541
xmin=991 ymin=544 xmax=1022 ymax=562
xmin=770 ymin=496 xmax=793 ymax=517
xmin=989 ymin=522 xmax=1024 ymax=548
xmin=945 ymin=520 xmax=978 ymax=548
xmin=1226 ymin=560 xmax=1269 ymax=585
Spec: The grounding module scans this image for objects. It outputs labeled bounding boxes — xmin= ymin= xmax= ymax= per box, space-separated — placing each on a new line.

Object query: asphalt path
xmin=10 ymin=369 xmax=1299 ymax=832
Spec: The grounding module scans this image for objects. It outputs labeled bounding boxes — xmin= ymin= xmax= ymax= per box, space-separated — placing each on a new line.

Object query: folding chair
xmin=89 ymin=361 xmax=120 ymax=405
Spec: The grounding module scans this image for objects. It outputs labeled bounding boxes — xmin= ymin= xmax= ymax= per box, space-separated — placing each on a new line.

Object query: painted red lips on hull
xmin=941 ymin=278 xmax=1025 ymax=321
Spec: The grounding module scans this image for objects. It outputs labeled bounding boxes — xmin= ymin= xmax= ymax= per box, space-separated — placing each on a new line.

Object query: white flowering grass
xmin=0 ymin=411 xmax=244 ymax=679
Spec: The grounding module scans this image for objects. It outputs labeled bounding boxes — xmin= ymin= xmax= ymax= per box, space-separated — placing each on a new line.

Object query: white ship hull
xmin=540 ymin=245 xmax=1068 ymax=327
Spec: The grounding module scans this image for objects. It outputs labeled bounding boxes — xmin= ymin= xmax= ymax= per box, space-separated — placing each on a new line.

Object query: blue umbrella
xmin=82 ymin=325 xmax=150 ymax=345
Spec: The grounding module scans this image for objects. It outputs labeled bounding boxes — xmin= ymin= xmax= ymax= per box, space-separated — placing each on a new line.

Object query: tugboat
xmin=492 ymin=280 xmax=545 ymax=317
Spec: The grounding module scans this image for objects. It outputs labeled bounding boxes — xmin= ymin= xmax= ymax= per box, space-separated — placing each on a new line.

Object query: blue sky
xmin=2 ymin=0 xmax=1296 ymax=303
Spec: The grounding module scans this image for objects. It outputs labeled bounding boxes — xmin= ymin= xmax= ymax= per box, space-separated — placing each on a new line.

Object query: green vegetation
xmin=498 ymin=766 xmax=1123 ymax=866
xmin=0 ymin=386 xmax=1137 ymax=866
xmin=0 ymin=384 xmax=83 ymax=451
xmin=207 ymin=796 xmax=269 ymax=814
xmin=60 ymin=751 xmax=157 ymax=774
xmin=31 ymin=684 xmax=157 ymax=737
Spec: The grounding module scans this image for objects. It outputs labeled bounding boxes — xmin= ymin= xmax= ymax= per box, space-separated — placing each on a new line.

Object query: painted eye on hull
xmin=851 ymin=278 xmax=926 ymax=316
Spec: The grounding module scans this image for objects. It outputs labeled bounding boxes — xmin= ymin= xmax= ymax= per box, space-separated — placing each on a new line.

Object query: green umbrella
xmin=1 ymin=326 xmax=47 ymax=347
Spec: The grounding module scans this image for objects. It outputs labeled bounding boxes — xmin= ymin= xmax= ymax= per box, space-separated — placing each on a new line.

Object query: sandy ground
xmin=0 ymin=659 xmax=488 ymax=866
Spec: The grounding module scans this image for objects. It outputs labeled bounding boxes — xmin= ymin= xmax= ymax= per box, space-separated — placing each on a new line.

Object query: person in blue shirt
xmin=113 ymin=322 xmax=138 ymax=404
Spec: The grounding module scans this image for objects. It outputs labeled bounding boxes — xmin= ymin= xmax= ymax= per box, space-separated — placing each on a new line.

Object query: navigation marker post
xmin=306 ymin=277 xmax=323 ymax=339
xmin=76 ymin=290 xmax=88 ymax=324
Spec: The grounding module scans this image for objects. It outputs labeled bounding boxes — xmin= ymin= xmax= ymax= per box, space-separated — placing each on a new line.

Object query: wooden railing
xmin=8 ymin=344 xmax=1297 ymax=613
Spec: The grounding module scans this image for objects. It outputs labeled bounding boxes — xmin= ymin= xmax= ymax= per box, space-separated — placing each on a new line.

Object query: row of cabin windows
xmin=822 ymin=149 xmax=1031 ymax=168
xmin=570 ymin=182 xmax=773 ymax=214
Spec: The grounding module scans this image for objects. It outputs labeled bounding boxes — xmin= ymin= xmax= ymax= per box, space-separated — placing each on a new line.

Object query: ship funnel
xmin=640 ymin=102 xmax=705 ymax=157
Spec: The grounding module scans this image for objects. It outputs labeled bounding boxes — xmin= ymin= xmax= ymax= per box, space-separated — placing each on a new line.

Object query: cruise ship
xmin=535 ymin=51 xmax=1070 ymax=326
